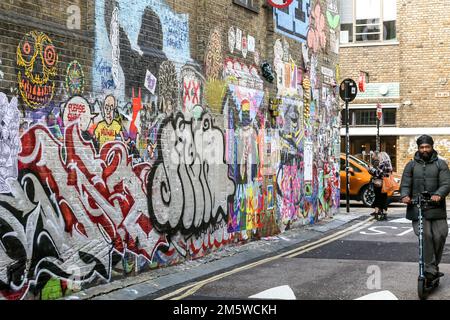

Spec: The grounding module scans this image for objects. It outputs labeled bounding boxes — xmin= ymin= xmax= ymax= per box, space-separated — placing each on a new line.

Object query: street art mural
xmin=223 ymin=81 xmax=265 ymax=232
xmin=274 ymin=0 xmax=311 ymax=43
xmin=17 ymin=31 xmax=59 ymax=109
xmin=0 ymin=0 xmax=341 ymax=301
xmin=94 ymin=0 xmax=190 ymax=101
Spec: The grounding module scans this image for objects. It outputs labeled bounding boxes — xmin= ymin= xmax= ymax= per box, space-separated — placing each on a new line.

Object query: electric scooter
xmin=412 ymin=191 xmax=441 ymax=300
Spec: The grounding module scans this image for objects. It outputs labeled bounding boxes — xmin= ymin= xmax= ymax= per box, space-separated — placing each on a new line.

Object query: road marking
xmin=155 ymin=217 xmax=375 ymax=300
xmin=249 ymin=285 xmax=296 ymax=300
xmin=360 ymin=226 xmax=399 ymax=235
xmin=390 ymin=218 xmax=410 ymax=224
xmin=355 ymin=290 xmax=398 ymax=300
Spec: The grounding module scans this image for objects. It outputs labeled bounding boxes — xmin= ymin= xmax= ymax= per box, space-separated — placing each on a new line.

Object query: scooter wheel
xmin=418 ymin=278 xmax=428 ymax=300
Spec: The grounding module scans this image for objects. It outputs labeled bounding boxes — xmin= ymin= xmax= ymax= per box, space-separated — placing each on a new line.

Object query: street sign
xmin=339 ymin=79 xmax=358 ymax=102
xmin=267 ymin=0 xmax=294 ymax=9
xmin=377 ymin=103 xmax=383 ymax=121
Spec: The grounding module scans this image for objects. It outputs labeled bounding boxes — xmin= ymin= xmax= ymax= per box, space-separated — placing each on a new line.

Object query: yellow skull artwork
xmin=17 ymin=31 xmax=58 ymax=109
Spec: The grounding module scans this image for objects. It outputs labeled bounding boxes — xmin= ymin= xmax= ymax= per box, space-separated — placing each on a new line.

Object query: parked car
xmin=340 ymin=154 xmax=401 ymax=207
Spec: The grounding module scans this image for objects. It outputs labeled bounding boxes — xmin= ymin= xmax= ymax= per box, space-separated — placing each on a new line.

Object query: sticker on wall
xmin=65 ymin=60 xmax=85 ymax=96
xmin=236 ymin=28 xmax=242 ymax=51
xmin=304 ymin=141 xmax=313 ymax=181
xmin=301 ymin=43 xmax=310 ymax=66
xmin=254 ymin=51 xmax=260 ymax=65
xmin=228 ymin=27 xmax=236 ymax=53
xmin=327 ymin=0 xmax=338 ymax=14
xmin=242 ymin=35 xmax=248 ymax=58
xmin=248 ymin=35 xmax=255 ymax=53
xmin=17 ymin=31 xmax=58 ymax=109
xmin=267 ymin=185 xmax=274 ymax=209
xmin=330 ymin=30 xmax=339 ymax=54
xmin=145 ymin=70 xmax=157 ymax=94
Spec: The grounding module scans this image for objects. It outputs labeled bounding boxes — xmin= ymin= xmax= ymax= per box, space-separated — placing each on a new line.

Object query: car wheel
xmin=361 ymin=185 xmax=375 ymax=207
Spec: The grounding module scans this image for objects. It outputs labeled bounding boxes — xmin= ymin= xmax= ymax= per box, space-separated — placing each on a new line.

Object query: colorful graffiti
xmin=17 ymin=31 xmax=58 ymax=109
xmin=0 ymin=0 xmax=341 ymax=301
xmin=274 ymin=0 xmax=311 ymax=43
xmin=224 ymin=83 xmax=265 ymax=232
xmin=0 ymin=122 xmax=158 ymax=299
xmin=65 ymin=61 xmax=85 ymax=96
xmin=274 ymin=39 xmax=303 ymax=97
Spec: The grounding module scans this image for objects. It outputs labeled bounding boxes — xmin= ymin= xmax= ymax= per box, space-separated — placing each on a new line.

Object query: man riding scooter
xmin=400 ymin=135 xmax=450 ymax=287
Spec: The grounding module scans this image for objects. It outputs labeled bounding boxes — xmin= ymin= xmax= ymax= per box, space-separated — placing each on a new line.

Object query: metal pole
xmin=345 ymin=93 xmax=350 ymax=213
xmin=377 ymin=118 xmax=380 ymax=153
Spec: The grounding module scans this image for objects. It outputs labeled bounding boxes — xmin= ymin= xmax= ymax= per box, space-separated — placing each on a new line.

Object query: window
xmin=341 ymin=108 xmax=397 ymax=126
xmin=233 ymin=0 xmax=260 ymax=13
xmin=383 ymin=109 xmax=396 ymax=125
xmin=355 ymin=109 xmax=377 ymax=126
xmin=340 ymin=0 xmax=396 ymax=44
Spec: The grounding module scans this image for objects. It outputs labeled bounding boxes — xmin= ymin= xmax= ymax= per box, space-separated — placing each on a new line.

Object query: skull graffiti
xmin=17 ymin=31 xmax=59 ymax=109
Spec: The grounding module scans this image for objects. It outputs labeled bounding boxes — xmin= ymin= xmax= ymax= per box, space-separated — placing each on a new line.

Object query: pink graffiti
xmin=183 ymin=79 xmax=200 ymax=109
xmin=307 ymin=3 xmax=326 ymax=53
xmin=279 ymin=165 xmax=301 ymax=222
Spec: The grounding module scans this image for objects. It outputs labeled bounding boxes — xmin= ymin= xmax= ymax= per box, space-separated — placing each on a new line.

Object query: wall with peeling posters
xmin=0 ymin=0 xmax=340 ymax=299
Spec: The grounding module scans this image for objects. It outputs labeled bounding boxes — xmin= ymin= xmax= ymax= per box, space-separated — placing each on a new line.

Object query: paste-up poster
xmin=304 ymin=141 xmax=313 ymax=181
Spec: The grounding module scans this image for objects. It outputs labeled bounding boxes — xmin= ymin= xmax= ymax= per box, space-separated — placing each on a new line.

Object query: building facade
xmin=0 ymin=0 xmax=340 ymax=299
xmin=339 ymin=0 xmax=450 ymax=173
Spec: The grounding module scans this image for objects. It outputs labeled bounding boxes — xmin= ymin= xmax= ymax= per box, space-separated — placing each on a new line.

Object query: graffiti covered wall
xmin=0 ymin=0 xmax=340 ymax=300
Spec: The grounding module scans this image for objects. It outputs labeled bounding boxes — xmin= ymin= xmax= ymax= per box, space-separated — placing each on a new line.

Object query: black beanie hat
xmin=416 ymin=134 xmax=434 ymax=147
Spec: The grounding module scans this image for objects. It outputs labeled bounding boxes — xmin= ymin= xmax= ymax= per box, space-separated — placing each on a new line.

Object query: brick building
xmin=0 ymin=0 xmax=339 ymax=299
xmin=339 ymin=0 xmax=450 ymax=173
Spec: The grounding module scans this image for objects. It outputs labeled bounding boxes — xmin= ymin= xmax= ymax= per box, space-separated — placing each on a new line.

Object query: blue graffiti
xmin=117 ymin=0 xmax=190 ymax=62
xmin=94 ymin=0 xmax=191 ymax=98
xmin=274 ymin=0 xmax=311 ymax=42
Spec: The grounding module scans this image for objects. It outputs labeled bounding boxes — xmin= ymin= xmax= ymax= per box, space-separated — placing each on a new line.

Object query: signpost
xmin=340 ymin=79 xmax=358 ymax=213
xmin=267 ymin=0 xmax=294 ymax=8
xmin=376 ymin=103 xmax=382 ymax=153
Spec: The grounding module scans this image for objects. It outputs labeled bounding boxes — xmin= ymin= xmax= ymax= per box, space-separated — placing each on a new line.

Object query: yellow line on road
xmin=155 ymin=217 xmax=375 ymax=300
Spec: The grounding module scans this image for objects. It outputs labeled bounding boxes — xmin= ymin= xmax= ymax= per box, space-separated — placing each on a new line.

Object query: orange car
xmin=340 ymin=154 xmax=401 ymax=207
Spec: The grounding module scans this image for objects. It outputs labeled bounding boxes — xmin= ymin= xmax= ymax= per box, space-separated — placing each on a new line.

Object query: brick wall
xmin=0 ymin=0 xmax=340 ymax=300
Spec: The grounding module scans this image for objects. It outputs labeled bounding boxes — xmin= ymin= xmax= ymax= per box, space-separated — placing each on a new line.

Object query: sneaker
xmin=425 ymin=272 xmax=437 ymax=281
xmin=437 ymin=272 xmax=444 ymax=278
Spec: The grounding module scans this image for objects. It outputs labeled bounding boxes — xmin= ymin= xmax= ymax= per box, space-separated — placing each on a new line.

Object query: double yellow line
xmin=156 ymin=217 xmax=375 ymax=300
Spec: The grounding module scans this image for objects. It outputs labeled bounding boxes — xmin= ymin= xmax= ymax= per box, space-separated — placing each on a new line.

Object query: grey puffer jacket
xmin=400 ymin=150 xmax=450 ymax=221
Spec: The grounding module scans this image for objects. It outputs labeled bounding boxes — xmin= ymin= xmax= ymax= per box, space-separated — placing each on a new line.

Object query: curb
xmin=64 ymin=211 xmax=370 ymax=300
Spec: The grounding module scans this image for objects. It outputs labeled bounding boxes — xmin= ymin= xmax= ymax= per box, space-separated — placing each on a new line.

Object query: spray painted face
xmin=17 ymin=31 xmax=58 ymax=109
xmin=103 ymin=95 xmax=116 ymax=125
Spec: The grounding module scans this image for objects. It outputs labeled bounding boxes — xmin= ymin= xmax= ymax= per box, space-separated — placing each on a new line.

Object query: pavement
xmin=63 ymin=202 xmax=379 ymax=300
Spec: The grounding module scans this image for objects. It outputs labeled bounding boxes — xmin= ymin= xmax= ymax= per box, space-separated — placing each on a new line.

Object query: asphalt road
xmin=154 ymin=203 xmax=450 ymax=300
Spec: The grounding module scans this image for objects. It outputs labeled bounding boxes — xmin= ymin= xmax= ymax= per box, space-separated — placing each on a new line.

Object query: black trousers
xmin=372 ymin=185 xmax=388 ymax=211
